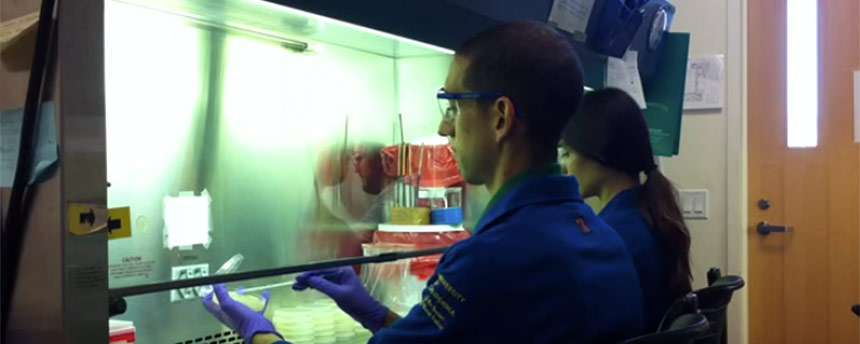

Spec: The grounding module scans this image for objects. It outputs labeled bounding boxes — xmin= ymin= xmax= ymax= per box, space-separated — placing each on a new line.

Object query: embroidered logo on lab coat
xmin=421 ymin=273 xmax=466 ymax=330
xmin=575 ymin=217 xmax=591 ymax=233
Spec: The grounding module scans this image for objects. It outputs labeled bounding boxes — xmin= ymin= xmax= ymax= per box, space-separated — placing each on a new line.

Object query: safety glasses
xmin=436 ymin=88 xmax=502 ymax=122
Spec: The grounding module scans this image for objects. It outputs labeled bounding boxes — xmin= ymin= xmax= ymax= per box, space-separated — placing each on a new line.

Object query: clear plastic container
xmin=418 ymin=187 xmax=448 ymax=209
xmin=445 ymin=187 xmax=462 ymax=208
xmin=417 ymin=186 xmax=462 ymax=211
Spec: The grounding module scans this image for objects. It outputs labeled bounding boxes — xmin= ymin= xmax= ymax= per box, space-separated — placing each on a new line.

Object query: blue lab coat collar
xmin=600 ymin=186 xmax=643 ymax=215
xmin=473 ymin=168 xmax=584 ymax=235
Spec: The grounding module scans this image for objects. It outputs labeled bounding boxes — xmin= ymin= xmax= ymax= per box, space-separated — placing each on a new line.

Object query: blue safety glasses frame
xmin=437 ymin=88 xmax=503 ymax=123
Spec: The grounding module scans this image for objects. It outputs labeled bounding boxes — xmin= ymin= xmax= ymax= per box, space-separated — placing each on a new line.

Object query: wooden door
xmin=748 ymin=0 xmax=860 ymax=343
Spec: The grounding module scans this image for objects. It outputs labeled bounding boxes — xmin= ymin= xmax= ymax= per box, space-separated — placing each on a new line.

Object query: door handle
xmin=757 ymin=221 xmax=792 ymax=235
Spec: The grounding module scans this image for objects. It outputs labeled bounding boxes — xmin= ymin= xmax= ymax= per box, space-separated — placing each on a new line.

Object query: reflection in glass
xmin=104 ymin=2 xmax=491 ymax=342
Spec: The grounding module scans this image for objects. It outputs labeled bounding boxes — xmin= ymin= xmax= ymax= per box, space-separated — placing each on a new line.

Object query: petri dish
xmin=199 ymin=253 xmax=245 ymax=295
xmin=215 ymin=254 xmax=245 ymax=274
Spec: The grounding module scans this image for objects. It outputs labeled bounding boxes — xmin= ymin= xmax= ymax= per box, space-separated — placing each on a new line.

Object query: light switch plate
xmin=680 ymin=189 xmax=708 ymax=220
xmin=170 ymin=263 xmax=209 ymax=302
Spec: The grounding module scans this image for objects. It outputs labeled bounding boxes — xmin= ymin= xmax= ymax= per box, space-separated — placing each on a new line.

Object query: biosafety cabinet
xmin=5 ymin=0 xmax=685 ymax=342
xmin=5 ymin=0 xmax=498 ymax=343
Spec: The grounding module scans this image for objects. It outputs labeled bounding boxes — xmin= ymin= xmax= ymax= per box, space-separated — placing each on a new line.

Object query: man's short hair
xmin=456 ymin=21 xmax=585 ymax=155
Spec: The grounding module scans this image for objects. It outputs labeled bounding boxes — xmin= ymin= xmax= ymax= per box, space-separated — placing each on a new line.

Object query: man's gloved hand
xmin=293 ymin=267 xmax=389 ymax=332
xmin=202 ymin=284 xmax=286 ymax=344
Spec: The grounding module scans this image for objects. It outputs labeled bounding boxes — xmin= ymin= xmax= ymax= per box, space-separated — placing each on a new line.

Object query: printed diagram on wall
xmin=684 ymin=55 xmax=724 ymax=110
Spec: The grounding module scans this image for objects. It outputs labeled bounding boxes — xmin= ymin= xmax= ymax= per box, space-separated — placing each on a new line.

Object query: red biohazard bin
xmin=109 ymin=320 xmax=136 ymax=344
xmin=373 ymin=224 xmax=470 ymax=280
xmin=381 ymin=143 xmax=463 ymax=187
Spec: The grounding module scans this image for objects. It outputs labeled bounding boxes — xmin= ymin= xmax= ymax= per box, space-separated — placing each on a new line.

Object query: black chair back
xmin=621 ymin=314 xmax=710 ymax=344
xmin=693 ymin=271 xmax=745 ymax=344
xmin=657 ymin=293 xmax=699 ymax=331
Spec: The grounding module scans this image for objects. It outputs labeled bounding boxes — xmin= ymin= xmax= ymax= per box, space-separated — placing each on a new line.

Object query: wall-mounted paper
xmin=606 ymin=50 xmax=647 ymax=109
xmin=684 ymin=55 xmax=725 ymax=110
xmin=547 ymin=0 xmax=596 ymax=40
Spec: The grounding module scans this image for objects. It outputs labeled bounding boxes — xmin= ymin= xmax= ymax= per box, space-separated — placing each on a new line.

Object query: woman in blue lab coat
xmin=559 ymin=88 xmax=693 ymax=332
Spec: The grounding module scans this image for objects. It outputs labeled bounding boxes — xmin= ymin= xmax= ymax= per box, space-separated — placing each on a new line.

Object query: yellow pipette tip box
xmin=389 ymin=207 xmax=431 ymax=225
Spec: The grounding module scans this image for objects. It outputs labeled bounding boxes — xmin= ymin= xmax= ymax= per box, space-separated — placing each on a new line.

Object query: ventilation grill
xmin=174 ymin=331 xmax=243 ymax=344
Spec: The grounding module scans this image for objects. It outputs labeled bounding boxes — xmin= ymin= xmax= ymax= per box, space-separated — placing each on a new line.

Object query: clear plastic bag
xmin=361 ymin=243 xmax=424 ymax=316
xmin=361 ymin=227 xmax=471 ymax=315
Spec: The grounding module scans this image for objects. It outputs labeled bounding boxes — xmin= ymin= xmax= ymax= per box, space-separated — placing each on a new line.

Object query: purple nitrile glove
xmin=292 ymin=267 xmax=389 ymax=332
xmin=202 ymin=284 xmax=287 ymax=344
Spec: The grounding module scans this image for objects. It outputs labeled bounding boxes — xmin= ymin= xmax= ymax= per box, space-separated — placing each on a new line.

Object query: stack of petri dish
xmin=273 ymin=307 xmax=313 ymax=343
xmin=272 ymin=299 xmax=372 ymax=344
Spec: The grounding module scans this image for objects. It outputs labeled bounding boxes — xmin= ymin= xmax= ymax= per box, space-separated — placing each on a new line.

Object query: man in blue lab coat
xmin=204 ymin=21 xmax=643 ymax=344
